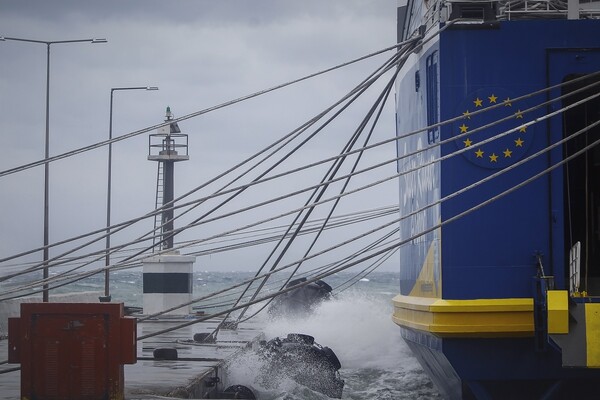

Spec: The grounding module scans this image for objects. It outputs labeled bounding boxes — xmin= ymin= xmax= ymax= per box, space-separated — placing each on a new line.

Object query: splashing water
xmin=10 ymin=271 xmax=441 ymax=398
xmin=225 ymin=289 xmax=441 ymax=399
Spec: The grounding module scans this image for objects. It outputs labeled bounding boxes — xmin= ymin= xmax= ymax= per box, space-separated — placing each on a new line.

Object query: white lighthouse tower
xmin=142 ymin=107 xmax=195 ymax=316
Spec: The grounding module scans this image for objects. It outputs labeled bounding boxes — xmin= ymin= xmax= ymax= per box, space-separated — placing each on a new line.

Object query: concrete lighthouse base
xmin=142 ymin=252 xmax=196 ymax=316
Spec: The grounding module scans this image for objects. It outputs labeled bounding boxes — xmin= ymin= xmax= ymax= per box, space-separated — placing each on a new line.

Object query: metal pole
xmin=0 ymin=36 xmax=107 ymax=302
xmin=102 ymin=89 xmax=115 ymax=301
xmin=568 ymin=0 xmax=579 ymax=20
xmin=42 ymin=43 xmax=50 ymax=302
xmin=102 ymin=86 xmax=158 ymax=301
xmin=163 ymin=155 xmax=175 ymax=250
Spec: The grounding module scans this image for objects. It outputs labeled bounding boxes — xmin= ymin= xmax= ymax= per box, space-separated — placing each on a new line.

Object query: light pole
xmin=102 ymin=86 xmax=159 ymax=302
xmin=0 ymin=36 xmax=107 ymax=302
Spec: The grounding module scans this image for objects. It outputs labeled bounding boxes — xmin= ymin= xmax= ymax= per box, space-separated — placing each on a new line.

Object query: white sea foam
xmin=225 ymin=289 xmax=438 ymax=399
xmin=261 ymin=289 xmax=414 ymax=370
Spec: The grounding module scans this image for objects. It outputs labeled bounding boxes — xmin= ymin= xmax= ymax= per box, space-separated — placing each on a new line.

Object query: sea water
xmin=227 ymin=283 xmax=441 ymax=399
xmin=4 ymin=270 xmax=441 ymax=399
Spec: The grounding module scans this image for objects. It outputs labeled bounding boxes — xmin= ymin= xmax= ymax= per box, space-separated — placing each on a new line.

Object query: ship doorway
xmin=562 ymin=73 xmax=600 ymax=294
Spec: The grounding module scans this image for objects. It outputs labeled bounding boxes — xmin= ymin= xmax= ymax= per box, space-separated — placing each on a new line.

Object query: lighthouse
xmin=142 ymin=107 xmax=196 ymax=316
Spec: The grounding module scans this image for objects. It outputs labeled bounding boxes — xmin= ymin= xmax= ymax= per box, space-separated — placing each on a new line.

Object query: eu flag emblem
xmin=453 ymin=88 xmax=534 ymax=169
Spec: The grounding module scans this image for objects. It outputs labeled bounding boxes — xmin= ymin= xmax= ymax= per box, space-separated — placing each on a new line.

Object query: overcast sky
xmin=0 ymin=1 xmax=401 ymax=275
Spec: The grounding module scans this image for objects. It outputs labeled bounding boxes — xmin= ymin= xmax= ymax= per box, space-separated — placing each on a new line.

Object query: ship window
xmin=426 ymin=51 xmax=439 ymax=144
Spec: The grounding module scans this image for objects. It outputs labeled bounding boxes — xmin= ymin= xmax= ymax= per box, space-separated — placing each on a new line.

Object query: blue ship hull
xmin=394 ymin=7 xmax=600 ymax=399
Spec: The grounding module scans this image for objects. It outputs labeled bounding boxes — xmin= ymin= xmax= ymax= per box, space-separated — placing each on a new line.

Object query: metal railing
xmin=148 ymin=133 xmax=189 ymax=158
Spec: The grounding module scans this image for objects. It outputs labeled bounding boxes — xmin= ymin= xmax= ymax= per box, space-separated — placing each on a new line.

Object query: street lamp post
xmin=0 ymin=36 xmax=107 ymax=302
xmin=101 ymin=86 xmax=159 ymax=302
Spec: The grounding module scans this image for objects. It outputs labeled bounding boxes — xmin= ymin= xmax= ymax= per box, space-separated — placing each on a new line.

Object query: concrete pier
xmin=0 ymin=316 xmax=264 ymax=399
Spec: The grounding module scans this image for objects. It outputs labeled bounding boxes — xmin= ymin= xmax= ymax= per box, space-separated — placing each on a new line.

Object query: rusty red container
xmin=8 ymin=302 xmax=136 ymax=400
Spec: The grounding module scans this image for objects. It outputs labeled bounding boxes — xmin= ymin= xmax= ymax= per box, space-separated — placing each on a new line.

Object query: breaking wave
xmin=226 ymin=289 xmax=440 ymax=399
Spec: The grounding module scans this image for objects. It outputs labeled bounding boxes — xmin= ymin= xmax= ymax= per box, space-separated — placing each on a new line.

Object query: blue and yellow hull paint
xmin=394 ymin=16 xmax=600 ymax=400
xmin=393 ymin=291 xmax=600 ymax=398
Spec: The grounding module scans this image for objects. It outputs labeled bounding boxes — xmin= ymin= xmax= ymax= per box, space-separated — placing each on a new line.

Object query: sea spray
xmin=225 ymin=288 xmax=440 ymax=399
xmin=262 ymin=289 xmax=407 ymax=369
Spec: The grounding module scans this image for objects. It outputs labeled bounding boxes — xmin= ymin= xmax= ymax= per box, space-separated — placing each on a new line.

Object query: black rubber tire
xmin=321 ymin=346 xmax=342 ymax=370
xmin=223 ymin=384 xmax=257 ymax=399
xmin=153 ymin=347 xmax=178 ymax=360
xmin=286 ymin=333 xmax=315 ymax=345
xmin=193 ymin=332 xmax=216 ymax=343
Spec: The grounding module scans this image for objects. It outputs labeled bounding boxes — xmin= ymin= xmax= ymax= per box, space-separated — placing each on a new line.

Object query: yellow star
xmin=515 ymin=138 xmax=524 ymax=147
xmin=488 ymin=94 xmax=498 ymax=104
xmin=503 ymin=148 xmax=513 ymax=158
xmin=515 ymin=109 xmax=523 ymax=119
xmin=463 ymin=110 xmax=471 ymax=119
xmin=503 ymin=98 xmax=512 ymax=107
xmin=519 ymin=125 xmax=527 ymax=133
xmin=459 ymin=124 xmax=469 ymax=133
xmin=474 ymin=98 xmax=483 ymax=107
xmin=489 ymin=153 xmax=498 ymax=162
xmin=463 ymin=138 xmax=472 ymax=147
xmin=475 ymin=149 xmax=484 ymax=158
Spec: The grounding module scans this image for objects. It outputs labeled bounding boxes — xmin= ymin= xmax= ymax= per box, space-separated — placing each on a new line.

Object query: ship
xmin=392 ymin=0 xmax=600 ymax=398
xmin=4 ymin=4 xmax=600 ymax=398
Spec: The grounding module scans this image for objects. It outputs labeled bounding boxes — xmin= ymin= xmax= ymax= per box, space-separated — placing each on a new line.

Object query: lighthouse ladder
xmin=152 ymin=161 xmax=164 ymax=252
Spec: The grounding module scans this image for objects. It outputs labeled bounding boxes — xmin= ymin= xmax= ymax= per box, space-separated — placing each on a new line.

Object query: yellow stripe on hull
xmin=392 ymin=294 xmax=534 ymax=337
xmin=408 ymin=234 xmax=441 ymax=298
xmin=585 ymin=303 xmax=600 ymax=367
